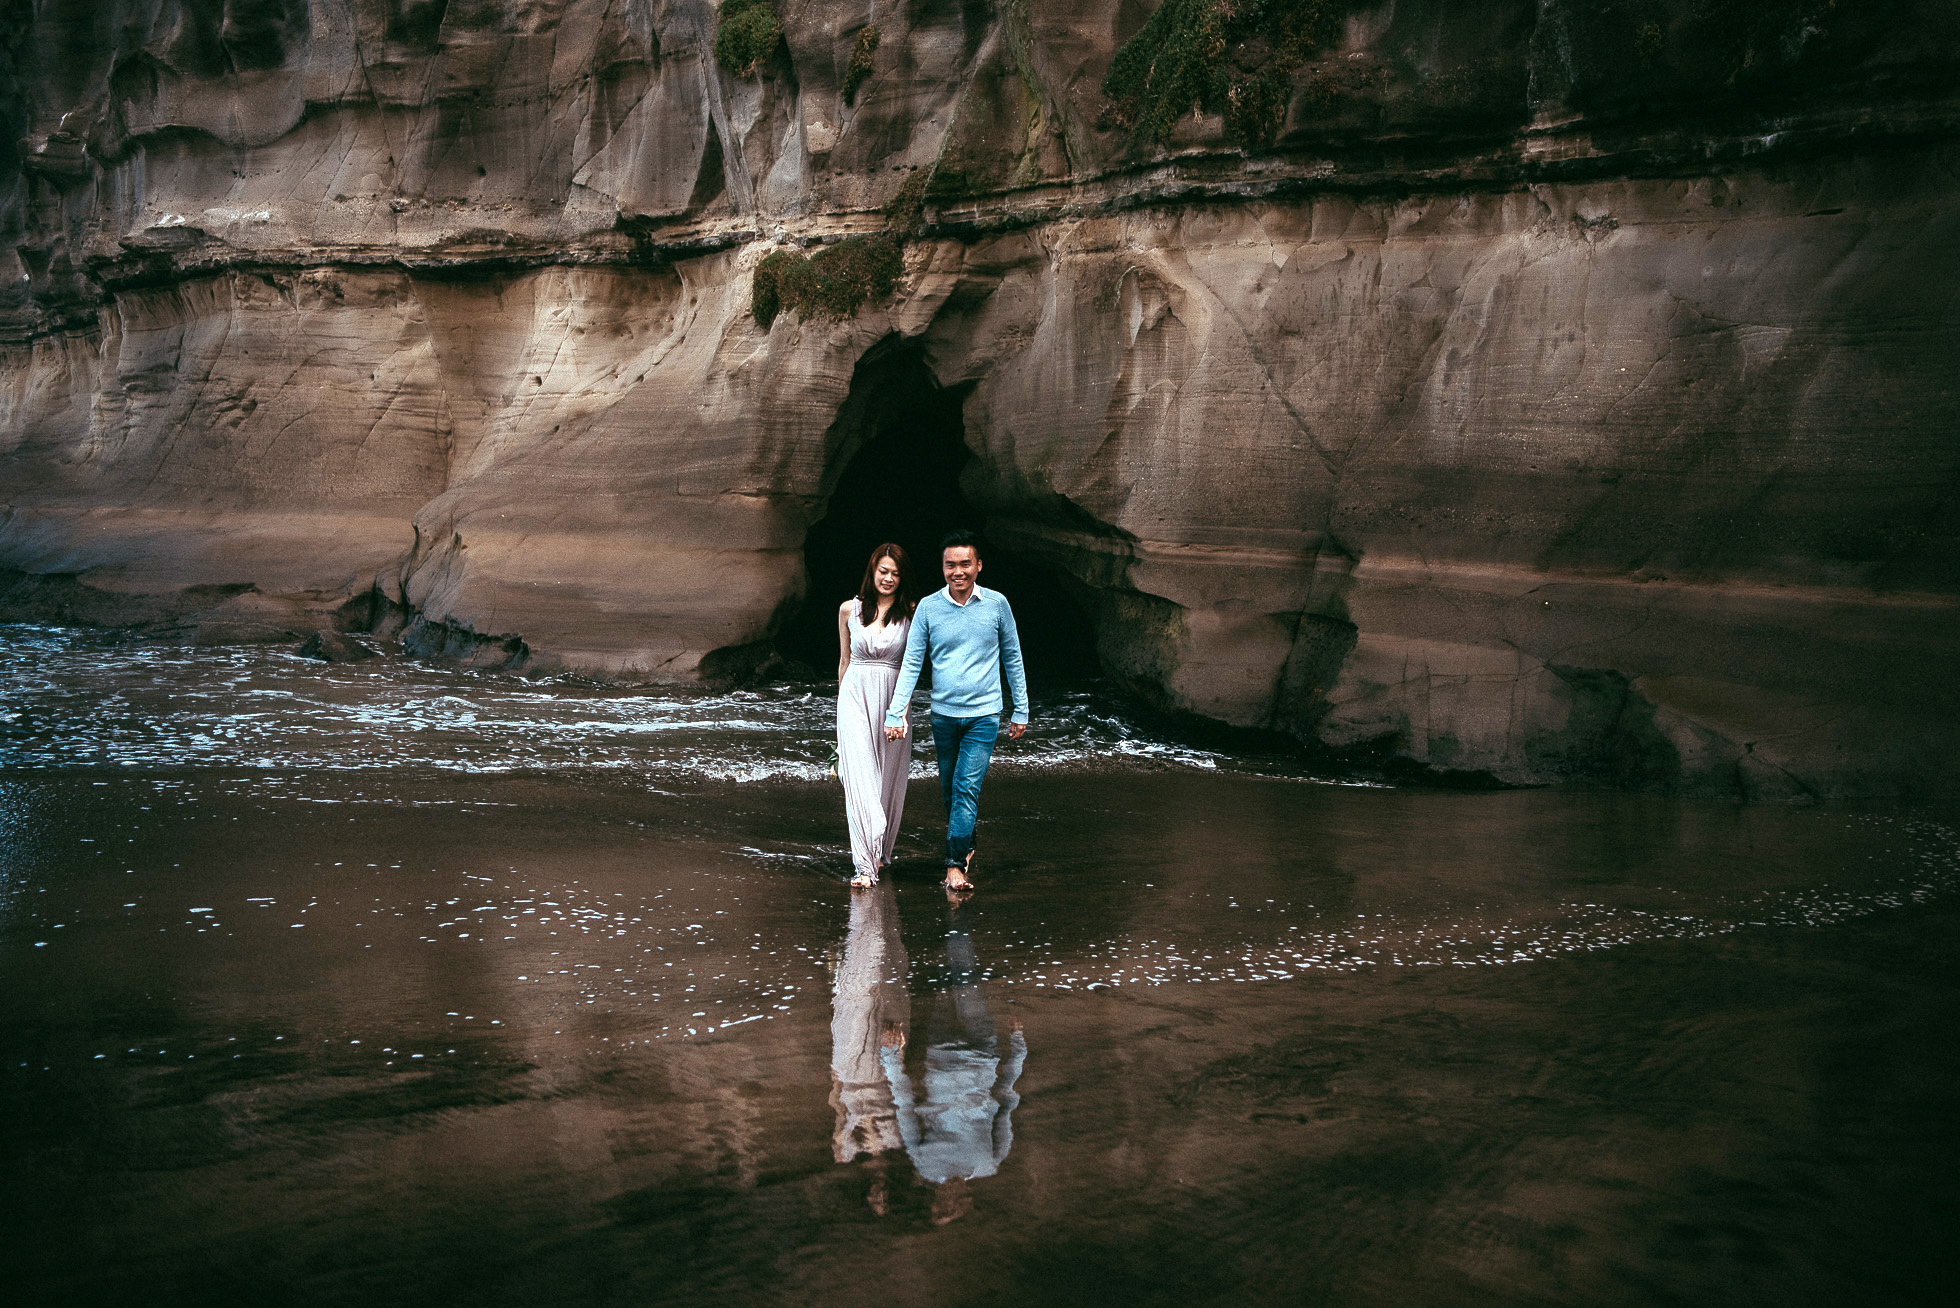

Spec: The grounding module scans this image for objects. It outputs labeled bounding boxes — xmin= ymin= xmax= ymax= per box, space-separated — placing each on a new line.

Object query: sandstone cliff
xmin=3 ymin=0 xmax=1958 ymax=800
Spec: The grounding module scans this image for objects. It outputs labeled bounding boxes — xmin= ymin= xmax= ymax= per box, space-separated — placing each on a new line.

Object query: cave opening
xmin=778 ymin=341 xmax=1101 ymax=687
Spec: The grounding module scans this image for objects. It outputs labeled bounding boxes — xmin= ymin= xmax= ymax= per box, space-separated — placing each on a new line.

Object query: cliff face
xmin=4 ymin=0 xmax=1959 ymax=800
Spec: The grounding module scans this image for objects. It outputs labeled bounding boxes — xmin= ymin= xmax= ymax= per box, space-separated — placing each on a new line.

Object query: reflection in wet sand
xmin=826 ymin=886 xmax=1030 ymax=1224
xmin=7 ymin=630 xmax=1960 ymax=1304
xmin=884 ymin=898 xmax=1026 ymax=1225
xmin=829 ymin=881 xmax=910 ymax=1213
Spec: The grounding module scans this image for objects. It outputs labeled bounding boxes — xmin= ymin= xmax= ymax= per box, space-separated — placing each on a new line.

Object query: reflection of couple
xmin=835 ymin=530 xmax=1029 ymax=893
xmin=828 ymin=882 xmax=1026 ymax=1224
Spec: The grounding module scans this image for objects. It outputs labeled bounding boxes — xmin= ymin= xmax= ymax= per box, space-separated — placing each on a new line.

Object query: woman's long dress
xmin=838 ymin=599 xmax=912 ymax=880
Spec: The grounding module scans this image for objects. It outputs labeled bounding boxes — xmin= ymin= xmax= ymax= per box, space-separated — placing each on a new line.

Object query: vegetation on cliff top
xmin=714 ymin=0 xmax=783 ymax=78
xmin=1102 ymin=0 xmax=1345 ymax=148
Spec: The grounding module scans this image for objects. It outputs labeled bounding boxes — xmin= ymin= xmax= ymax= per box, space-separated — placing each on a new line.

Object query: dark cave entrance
xmin=778 ymin=341 xmax=1101 ymax=686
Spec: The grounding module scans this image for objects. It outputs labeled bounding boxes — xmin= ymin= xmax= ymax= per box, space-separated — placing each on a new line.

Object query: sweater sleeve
xmin=991 ymin=1027 xmax=1027 ymax=1165
xmin=997 ymin=597 xmax=1030 ymax=724
xmin=880 ymin=1043 xmax=923 ymax=1153
xmin=885 ymin=606 xmax=930 ymax=728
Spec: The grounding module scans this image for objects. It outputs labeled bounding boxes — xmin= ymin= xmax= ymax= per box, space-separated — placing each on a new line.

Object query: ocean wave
xmin=0 ymin=625 xmax=1302 ymax=784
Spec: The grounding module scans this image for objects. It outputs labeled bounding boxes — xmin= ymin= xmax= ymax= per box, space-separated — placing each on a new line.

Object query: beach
xmin=4 ymin=627 xmax=1958 ymax=1304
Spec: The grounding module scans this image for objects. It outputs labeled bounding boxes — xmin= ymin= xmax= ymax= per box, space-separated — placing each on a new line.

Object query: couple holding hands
xmin=835 ymin=530 xmax=1028 ymax=894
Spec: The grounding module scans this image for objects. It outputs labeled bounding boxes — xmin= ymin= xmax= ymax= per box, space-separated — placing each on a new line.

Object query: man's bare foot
xmin=930 ymin=1176 xmax=972 ymax=1225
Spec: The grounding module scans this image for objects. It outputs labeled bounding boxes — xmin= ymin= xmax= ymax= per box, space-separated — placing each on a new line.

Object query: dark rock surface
xmin=297 ymin=628 xmax=377 ymax=663
xmin=2 ymin=1 xmax=1958 ymax=799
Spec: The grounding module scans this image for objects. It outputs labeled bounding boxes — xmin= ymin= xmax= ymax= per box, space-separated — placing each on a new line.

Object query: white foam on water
xmin=0 ymin=626 xmax=1304 ymax=786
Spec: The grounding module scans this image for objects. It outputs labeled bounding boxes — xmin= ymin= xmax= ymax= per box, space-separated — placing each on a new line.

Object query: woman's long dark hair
xmin=855 ymin=543 xmax=916 ymax=628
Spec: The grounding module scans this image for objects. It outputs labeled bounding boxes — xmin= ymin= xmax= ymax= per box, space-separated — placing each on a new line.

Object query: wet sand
xmin=4 ymin=633 xmax=1960 ymax=1304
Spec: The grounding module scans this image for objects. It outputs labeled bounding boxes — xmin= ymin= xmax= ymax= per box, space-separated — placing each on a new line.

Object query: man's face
xmin=942 ymin=546 xmax=980 ymax=595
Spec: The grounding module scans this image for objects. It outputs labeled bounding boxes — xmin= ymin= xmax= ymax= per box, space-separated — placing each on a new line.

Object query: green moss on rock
xmin=883 ymin=167 xmax=931 ymax=235
xmin=1225 ymin=69 xmax=1292 ymax=147
xmin=750 ymin=234 xmax=904 ymax=329
xmin=844 ymin=25 xmax=880 ymax=104
xmin=1102 ymin=0 xmax=1344 ymax=148
xmin=715 ymin=0 xmax=783 ymax=78
xmin=750 ymin=249 xmax=799 ymax=329
xmin=1102 ymin=0 xmax=1231 ymax=145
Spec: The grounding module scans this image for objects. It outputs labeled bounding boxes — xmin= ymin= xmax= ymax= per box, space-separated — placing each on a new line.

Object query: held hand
xmin=1006 ymin=721 xmax=1026 ymax=740
xmin=885 ymin=721 xmax=909 ymax=742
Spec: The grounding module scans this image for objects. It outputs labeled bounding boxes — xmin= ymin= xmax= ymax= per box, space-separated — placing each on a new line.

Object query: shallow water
xmin=3 ymin=627 xmax=1958 ymax=1305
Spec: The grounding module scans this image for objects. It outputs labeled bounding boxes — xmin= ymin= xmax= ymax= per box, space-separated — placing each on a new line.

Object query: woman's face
xmin=873 ymin=557 xmax=901 ymax=596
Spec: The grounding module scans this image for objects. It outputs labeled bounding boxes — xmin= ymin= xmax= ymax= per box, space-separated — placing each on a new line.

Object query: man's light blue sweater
xmin=884 ymin=585 xmax=1029 ymax=727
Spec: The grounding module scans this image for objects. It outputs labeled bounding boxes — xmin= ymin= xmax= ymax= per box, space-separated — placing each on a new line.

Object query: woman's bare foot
xmin=849 ymin=870 xmax=877 ymax=889
xmin=861 ymin=1153 xmax=890 ymax=1217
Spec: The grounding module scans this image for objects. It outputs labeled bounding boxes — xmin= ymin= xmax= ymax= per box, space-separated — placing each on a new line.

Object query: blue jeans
xmin=930 ymin=713 xmax=998 ymax=869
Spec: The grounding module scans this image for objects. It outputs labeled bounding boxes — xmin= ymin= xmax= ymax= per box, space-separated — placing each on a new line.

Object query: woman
xmin=837 ymin=543 xmax=916 ymax=888
xmin=828 ymin=879 xmax=909 ymax=1214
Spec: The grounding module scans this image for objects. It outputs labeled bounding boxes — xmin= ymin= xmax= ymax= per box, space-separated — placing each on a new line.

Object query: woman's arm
xmin=884 ymin=610 xmax=930 ymax=736
xmin=837 ymin=600 xmax=853 ymax=683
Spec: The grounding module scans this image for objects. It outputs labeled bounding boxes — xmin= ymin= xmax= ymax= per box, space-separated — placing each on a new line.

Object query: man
xmin=880 ymin=895 xmax=1026 ymax=1225
xmin=884 ymin=530 xmax=1029 ymax=893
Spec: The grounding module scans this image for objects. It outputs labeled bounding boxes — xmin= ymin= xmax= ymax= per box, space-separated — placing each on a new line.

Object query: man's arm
xmin=998 ymin=598 xmax=1030 ymax=731
xmin=884 ymin=607 xmax=930 ymax=734
xmin=991 ymin=1021 xmax=1028 ymax=1165
xmin=880 ymin=1037 xmax=922 ymax=1153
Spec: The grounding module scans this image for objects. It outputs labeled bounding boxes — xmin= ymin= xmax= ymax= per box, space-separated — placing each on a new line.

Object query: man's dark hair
xmin=940 ymin=529 xmax=984 ymax=559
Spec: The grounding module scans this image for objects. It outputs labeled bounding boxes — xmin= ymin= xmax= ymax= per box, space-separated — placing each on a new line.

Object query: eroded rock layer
xmin=4 ymin=1 xmax=1958 ymax=800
